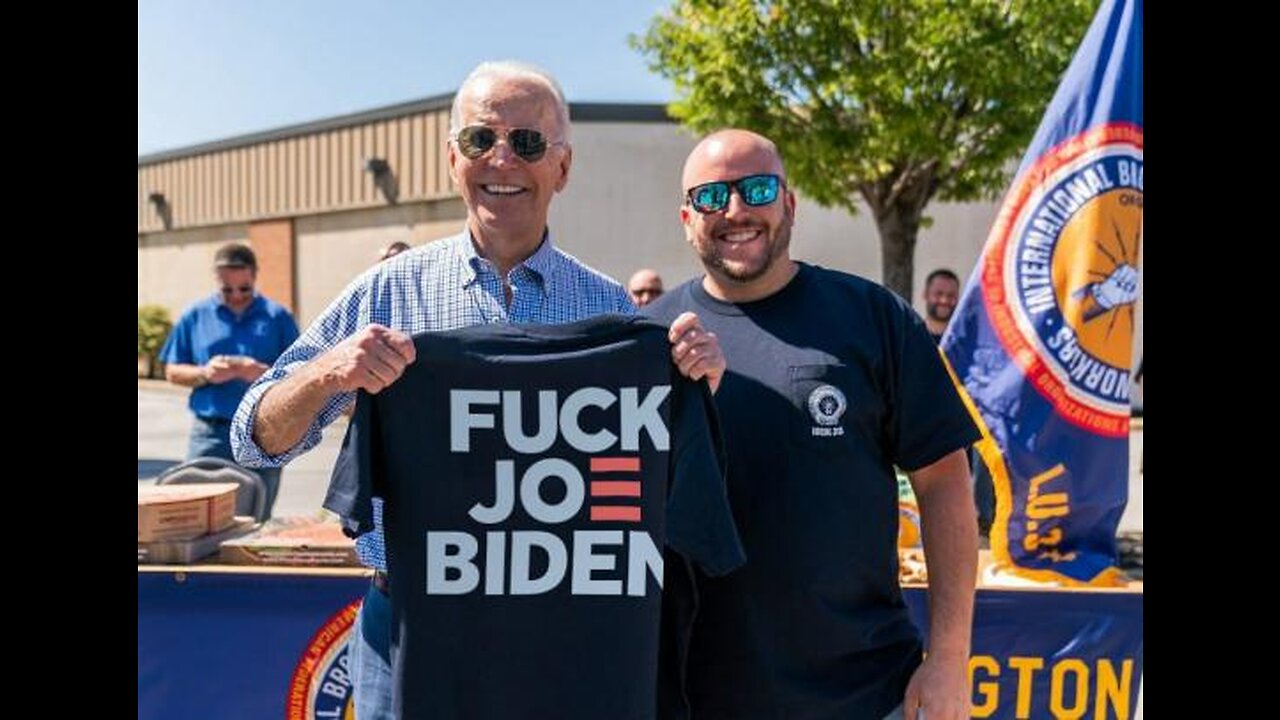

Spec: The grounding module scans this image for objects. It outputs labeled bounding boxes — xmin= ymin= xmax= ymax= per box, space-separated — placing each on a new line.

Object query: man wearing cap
xmin=160 ymin=242 xmax=300 ymax=515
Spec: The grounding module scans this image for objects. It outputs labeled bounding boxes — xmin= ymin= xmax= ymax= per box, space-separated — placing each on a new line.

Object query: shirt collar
xmin=212 ymin=292 xmax=263 ymax=318
xmin=455 ymin=229 xmax=558 ymax=288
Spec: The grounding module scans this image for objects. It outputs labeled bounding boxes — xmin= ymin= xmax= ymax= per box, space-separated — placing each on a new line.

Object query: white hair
xmin=449 ymin=60 xmax=572 ymax=143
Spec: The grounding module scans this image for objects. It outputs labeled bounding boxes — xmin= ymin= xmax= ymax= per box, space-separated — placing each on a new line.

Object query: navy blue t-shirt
xmin=325 ymin=314 xmax=744 ymax=720
xmin=645 ymin=264 xmax=980 ymax=720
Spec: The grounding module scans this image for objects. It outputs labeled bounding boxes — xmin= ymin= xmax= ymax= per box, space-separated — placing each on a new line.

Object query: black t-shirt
xmin=325 ymin=314 xmax=744 ymax=720
xmin=645 ymin=264 xmax=980 ymax=720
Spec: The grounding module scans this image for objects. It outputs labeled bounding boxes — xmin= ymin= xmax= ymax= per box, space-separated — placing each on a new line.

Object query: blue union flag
xmin=941 ymin=0 xmax=1143 ymax=585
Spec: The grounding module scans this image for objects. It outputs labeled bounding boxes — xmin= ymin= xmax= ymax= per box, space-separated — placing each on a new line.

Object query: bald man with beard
xmin=644 ymin=129 xmax=981 ymax=720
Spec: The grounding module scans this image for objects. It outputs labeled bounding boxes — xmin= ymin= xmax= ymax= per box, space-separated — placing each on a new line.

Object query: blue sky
xmin=139 ymin=0 xmax=676 ymax=156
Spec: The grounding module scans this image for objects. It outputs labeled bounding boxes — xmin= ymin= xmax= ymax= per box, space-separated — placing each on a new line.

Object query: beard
xmin=693 ymin=216 xmax=792 ymax=284
xmin=927 ymin=302 xmax=954 ymax=322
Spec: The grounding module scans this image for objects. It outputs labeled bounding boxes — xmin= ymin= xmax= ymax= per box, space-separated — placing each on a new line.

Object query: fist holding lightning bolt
xmin=1078 ymin=263 xmax=1139 ymax=321
xmin=1090 ymin=264 xmax=1139 ymax=309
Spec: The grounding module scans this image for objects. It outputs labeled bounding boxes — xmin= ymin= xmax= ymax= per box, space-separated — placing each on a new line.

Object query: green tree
xmin=635 ymin=0 xmax=1094 ymax=299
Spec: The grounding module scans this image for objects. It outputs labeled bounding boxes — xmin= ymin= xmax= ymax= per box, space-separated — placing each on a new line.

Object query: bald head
xmin=627 ymin=268 xmax=664 ymax=307
xmin=682 ymin=129 xmax=786 ymax=191
xmin=678 ymin=128 xmax=798 ymax=303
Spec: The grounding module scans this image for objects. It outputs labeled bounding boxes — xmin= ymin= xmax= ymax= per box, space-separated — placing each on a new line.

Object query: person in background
xmin=921 ymin=268 xmax=992 ymax=539
xmin=378 ymin=241 xmax=411 ymax=262
xmin=922 ymin=268 xmax=960 ymax=343
xmin=627 ymin=268 xmax=665 ymax=307
xmin=160 ymin=242 xmax=300 ymax=516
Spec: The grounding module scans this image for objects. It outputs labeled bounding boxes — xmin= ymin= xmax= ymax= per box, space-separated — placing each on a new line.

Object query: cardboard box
xmin=138 ymin=516 xmax=258 ymax=564
xmin=220 ymin=516 xmax=359 ymax=567
xmin=138 ymin=483 xmax=240 ymax=542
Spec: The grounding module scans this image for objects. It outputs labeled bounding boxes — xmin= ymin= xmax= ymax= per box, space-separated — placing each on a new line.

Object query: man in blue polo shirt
xmin=160 ymin=243 xmax=299 ymax=515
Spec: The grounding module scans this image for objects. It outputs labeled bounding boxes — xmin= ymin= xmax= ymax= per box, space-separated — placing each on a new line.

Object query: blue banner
xmin=942 ymin=0 xmax=1143 ymax=585
xmin=139 ymin=571 xmax=1142 ymax=719
xmin=907 ymin=588 xmax=1143 ymax=719
xmin=138 ymin=570 xmax=366 ymax=720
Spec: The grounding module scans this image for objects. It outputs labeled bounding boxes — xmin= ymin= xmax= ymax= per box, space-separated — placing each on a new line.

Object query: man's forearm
xmin=914 ymin=460 xmax=979 ymax=659
xmin=165 ymin=362 xmax=208 ymax=388
xmin=252 ymin=360 xmax=342 ymax=456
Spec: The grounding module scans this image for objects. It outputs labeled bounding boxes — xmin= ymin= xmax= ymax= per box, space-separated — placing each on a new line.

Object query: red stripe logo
xmin=589 ymin=457 xmax=642 ymax=523
xmin=590 ymin=506 xmax=642 ymax=522
xmin=590 ymin=457 xmax=641 ymax=473
xmin=591 ymin=481 xmax=641 ymax=497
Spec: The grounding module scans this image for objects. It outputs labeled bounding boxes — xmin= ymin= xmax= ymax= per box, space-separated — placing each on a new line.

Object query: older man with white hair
xmin=231 ymin=60 xmax=725 ymax=719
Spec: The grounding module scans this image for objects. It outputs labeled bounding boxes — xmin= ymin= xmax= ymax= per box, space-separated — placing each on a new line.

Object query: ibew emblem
xmin=807 ymin=385 xmax=847 ymax=437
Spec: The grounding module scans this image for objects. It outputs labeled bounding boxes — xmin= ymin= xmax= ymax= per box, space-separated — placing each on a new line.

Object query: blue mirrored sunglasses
xmin=686 ymin=174 xmax=783 ymax=214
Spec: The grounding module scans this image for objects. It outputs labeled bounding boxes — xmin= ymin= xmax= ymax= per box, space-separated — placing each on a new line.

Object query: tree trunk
xmin=872 ymin=204 xmax=924 ymax=302
xmin=861 ymin=169 xmax=936 ymax=303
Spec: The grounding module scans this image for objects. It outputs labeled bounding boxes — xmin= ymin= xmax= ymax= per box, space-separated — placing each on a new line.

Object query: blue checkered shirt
xmin=231 ymin=231 xmax=635 ymax=569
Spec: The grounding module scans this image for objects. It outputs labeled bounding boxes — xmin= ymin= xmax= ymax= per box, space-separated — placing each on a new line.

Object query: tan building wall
xmin=137 ymin=116 xmax=1012 ymax=328
xmin=554 ymin=120 xmax=1141 ymax=372
xmin=548 ymin=122 xmax=703 ymax=288
xmin=293 ymin=200 xmax=467 ymax=323
xmin=139 ymin=103 xmax=1005 ymax=323
xmin=138 ymin=224 xmax=250 ymax=313
xmin=138 ymin=103 xmax=455 ymax=235
xmin=139 ymin=102 xmax=1139 ymax=370
xmin=551 ymin=122 xmax=1001 ymax=316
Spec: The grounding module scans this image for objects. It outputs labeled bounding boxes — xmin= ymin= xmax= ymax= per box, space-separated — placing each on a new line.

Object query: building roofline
xmin=139 ymin=98 xmax=673 ymax=165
